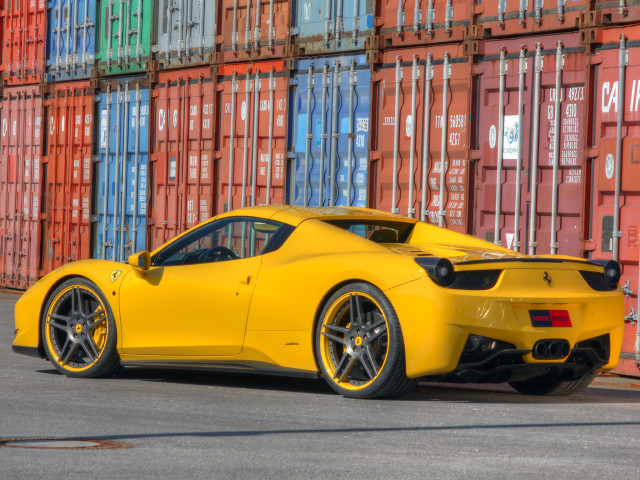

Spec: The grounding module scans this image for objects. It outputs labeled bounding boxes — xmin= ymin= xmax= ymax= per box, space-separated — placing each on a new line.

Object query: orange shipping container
xmin=217 ymin=60 xmax=288 ymax=212
xmin=41 ymin=81 xmax=94 ymax=275
xmin=150 ymin=67 xmax=217 ymax=250
xmin=0 ymin=85 xmax=43 ymax=289
xmin=1 ymin=0 xmax=47 ymax=85
xmin=369 ymin=44 xmax=473 ymax=233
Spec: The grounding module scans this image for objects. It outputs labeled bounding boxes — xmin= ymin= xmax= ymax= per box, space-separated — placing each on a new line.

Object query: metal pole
xmin=135 ymin=1 xmax=142 ymax=62
xmin=445 ymin=0 xmax=452 ymax=32
xmin=421 ymin=54 xmax=433 ymax=222
xmin=336 ymin=0 xmax=344 ymax=46
xmin=329 ymin=61 xmax=340 ymax=206
xmin=70 ymin=0 xmax=78 ymax=72
xmin=228 ymin=72 xmax=238 ymax=211
xmin=550 ymin=42 xmax=563 ymax=254
xmin=319 ymin=64 xmax=329 ymax=206
xmin=251 ymin=70 xmax=260 ymax=206
xmin=118 ymin=0 xmax=125 ymax=65
xmin=535 ymin=0 xmax=543 ymax=23
xmin=392 ymin=57 xmax=402 ymax=214
xmin=166 ymin=1 xmax=172 ymax=62
xmin=112 ymin=84 xmax=122 ymax=261
xmin=347 ymin=61 xmax=356 ymax=206
xmin=613 ymin=34 xmax=627 ymax=262
xmin=56 ymin=0 xmax=62 ymax=72
xmin=266 ymin=69 xmax=275 ymax=204
xmin=408 ymin=55 xmax=419 ymax=217
xmin=124 ymin=0 xmax=131 ymax=65
xmin=426 ymin=0 xmax=435 ymax=35
xmin=352 ymin=0 xmax=360 ymax=44
xmin=397 ymin=0 xmax=404 ymax=34
xmin=304 ymin=65 xmax=314 ymax=207
xmin=245 ymin=0 xmax=252 ymax=50
xmin=528 ymin=43 xmax=543 ymax=256
xmin=82 ymin=0 xmax=89 ymax=72
xmin=242 ymin=71 xmax=251 ymax=208
xmin=102 ymin=85 xmax=112 ymax=259
xmin=513 ymin=47 xmax=526 ymax=252
xmin=493 ymin=49 xmax=507 ymax=243
xmin=132 ymin=83 xmax=140 ymax=254
xmin=413 ymin=0 xmax=420 ymax=34
xmin=519 ymin=0 xmax=526 ymax=24
xmin=438 ymin=52 xmax=450 ymax=228
xmin=324 ymin=0 xmax=332 ymax=46
xmin=119 ymin=83 xmax=130 ymax=262
xmin=254 ymin=0 xmax=261 ymax=51
xmin=268 ymin=0 xmax=275 ymax=49
xmin=232 ymin=0 xmax=239 ymax=52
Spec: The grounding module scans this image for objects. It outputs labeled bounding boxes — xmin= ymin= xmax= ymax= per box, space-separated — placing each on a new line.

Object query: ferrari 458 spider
xmin=13 ymin=206 xmax=624 ymax=398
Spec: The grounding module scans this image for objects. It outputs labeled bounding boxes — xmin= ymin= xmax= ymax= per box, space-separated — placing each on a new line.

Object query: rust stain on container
xmin=150 ymin=67 xmax=216 ymax=250
xmin=0 ymin=85 xmax=43 ymax=289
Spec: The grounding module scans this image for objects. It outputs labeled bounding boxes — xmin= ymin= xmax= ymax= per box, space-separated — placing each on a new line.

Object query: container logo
xmin=405 ymin=115 xmax=413 ymax=138
xmin=173 ymin=110 xmax=178 ymax=129
xmin=1 ymin=119 xmax=6 ymax=137
xmin=489 ymin=125 xmax=496 ymax=149
xmin=158 ymin=109 xmax=166 ymax=131
xmin=605 ymin=153 xmax=615 ymax=180
xmin=241 ymin=101 xmax=247 ymax=121
xmin=502 ymin=115 xmax=519 ymax=159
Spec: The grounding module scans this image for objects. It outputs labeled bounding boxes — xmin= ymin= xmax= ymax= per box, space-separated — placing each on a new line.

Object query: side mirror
xmin=128 ymin=251 xmax=151 ymax=271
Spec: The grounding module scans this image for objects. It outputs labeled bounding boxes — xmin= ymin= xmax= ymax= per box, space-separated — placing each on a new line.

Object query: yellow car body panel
xmin=13 ymin=205 xmax=624 ymax=394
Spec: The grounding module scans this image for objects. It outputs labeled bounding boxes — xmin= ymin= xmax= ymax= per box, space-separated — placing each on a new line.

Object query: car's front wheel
xmin=315 ymin=282 xmax=416 ymax=399
xmin=41 ymin=277 xmax=120 ymax=377
xmin=508 ymin=371 xmax=596 ymax=396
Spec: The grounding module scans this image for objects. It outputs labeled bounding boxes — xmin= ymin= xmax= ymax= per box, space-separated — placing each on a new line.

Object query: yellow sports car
xmin=13 ymin=206 xmax=624 ymax=398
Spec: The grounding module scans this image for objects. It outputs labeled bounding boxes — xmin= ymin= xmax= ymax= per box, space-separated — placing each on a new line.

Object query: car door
xmin=118 ymin=217 xmax=279 ymax=356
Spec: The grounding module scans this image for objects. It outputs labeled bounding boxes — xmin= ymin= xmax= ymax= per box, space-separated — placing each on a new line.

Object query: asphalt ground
xmin=1 ymin=291 xmax=640 ymax=479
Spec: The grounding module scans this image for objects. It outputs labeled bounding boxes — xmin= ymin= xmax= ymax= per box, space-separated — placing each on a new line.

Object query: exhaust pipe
xmin=532 ymin=339 xmax=570 ymax=360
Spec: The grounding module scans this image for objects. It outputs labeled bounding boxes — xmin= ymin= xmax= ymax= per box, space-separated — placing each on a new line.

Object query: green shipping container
xmin=97 ymin=0 xmax=153 ymax=75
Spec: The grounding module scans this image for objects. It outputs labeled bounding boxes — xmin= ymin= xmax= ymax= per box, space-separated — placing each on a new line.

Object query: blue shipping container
xmin=289 ymin=54 xmax=371 ymax=207
xmin=292 ymin=0 xmax=374 ymax=54
xmin=94 ymin=79 xmax=149 ymax=261
xmin=46 ymin=0 xmax=97 ymax=82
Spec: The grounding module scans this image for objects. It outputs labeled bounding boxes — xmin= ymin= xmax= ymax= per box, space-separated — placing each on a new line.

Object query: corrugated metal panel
xmin=473 ymin=33 xmax=589 ymax=254
xmin=375 ymin=0 xmax=474 ymax=47
xmin=150 ymin=67 xmax=216 ymax=250
xmin=218 ymin=60 xmax=288 ymax=212
xmin=477 ymin=0 xmax=586 ymax=38
xmin=1 ymin=0 xmax=47 ymax=85
xmin=590 ymin=26 xmax=640 ymax=376
xmin=153 ymin=0 xmax=217 ymax=69
xmin=290 ymin=0 xmax=374 ymax=55
xmin=97 ymin=0 xmax=152 ymax=76
xmin=0 ymin=85 xmax=43 ymax=289
xmin=42 ymin=81 xmax=94 ymax=274
xmin=370 ymin=45 xmax=471 ymax=231
xmin=289 ymin=54 xmax=370 ymax=208
xmin=217 ymin=0 xmax=290 ymax=63
xmin=94 ymin=77 xmax=149 ymax=262
xmin=45 ymin=0 xmax=97 ymax=82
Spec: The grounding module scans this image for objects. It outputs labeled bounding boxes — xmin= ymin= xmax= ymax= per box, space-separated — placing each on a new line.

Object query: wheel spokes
xmin=336 ymin=354 xmax=358 ymax=383
xmin=61 ymin=342 xmax=79 ymax=366
xmin=81 ymin=336 xmax=100 ymax=362
xmin=87 ymin=309 xmax=106 ymax=329
xmin=321 ymin=330 xmax=347 ymax=346
xmin=47 ymin=313 xmax=70 ymax=332
xmin=349 ymin=293 xmax=365 ymax=327
xmin=73 ymin=287 xmax=85 ymax=315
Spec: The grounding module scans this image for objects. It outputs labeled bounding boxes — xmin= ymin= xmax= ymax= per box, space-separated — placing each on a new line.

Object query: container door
xmin=43 ymin=85 xmax=94 ymax=274
xmin=150 ymin=69 xmax=216 ymax=250
xmin=591 ymin=29 xmax=640 ymax=377
xmin=94 ymin=80 xmax=149 ymax=261
xmin=46 ymin=0 xmax=96 ymax=81
xmin=153 ymin=0 xmax=216 ymax=69
xmin=0 ymin=87 xmax=42 ymax=289
xmin=218 ymin=60 xmax=288 ymax=213
xmin=98 ymin=0 xmax=151 ymax=75
xmin=371 ymin=45 xmax=471 ymax=232
xmin=292 ymin=0 xmax=374 ymax=54
xmin=2 ymin=0 xmax=47 ymax=85
xmin=474 ymin=34 xmax=589 ymax=255
xmin=290 ymin=55 xmax=370 ymax=207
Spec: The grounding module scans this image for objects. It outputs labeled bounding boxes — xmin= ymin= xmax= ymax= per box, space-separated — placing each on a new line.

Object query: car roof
xmin=218 ymin=205 xmax=418 ymax=227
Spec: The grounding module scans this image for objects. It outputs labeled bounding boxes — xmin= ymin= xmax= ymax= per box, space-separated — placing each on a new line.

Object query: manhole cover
xmin=0 ymin=438 xmax=133 ymax=450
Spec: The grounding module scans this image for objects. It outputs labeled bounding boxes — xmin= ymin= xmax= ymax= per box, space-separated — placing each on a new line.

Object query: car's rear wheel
xmin=508 ymin=372 xmax=596 ymax=396
xmin=41 ymin=277 xmax=120 ymax=378
xmin=315 ymin=282 xmax=416 ymax=399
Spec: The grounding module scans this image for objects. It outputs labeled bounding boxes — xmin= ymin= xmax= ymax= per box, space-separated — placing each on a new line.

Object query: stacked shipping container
xmin=1 ymin=0 xmax=639 ymax=376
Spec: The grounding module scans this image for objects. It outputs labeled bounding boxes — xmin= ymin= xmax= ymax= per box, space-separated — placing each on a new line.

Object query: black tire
xmin=508 ymin=372 xmax=596 ymax=396
xmin=315 ymin=282 xmax=416 ymax=399
xmin=41 ymin=277 xmax=120 ymax=378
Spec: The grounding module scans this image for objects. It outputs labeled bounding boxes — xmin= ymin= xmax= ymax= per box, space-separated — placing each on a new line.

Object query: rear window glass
xmin=323 ymin=220 xmax=414 ymax=244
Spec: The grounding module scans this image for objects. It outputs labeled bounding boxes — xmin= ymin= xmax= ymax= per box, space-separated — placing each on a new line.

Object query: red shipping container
xmin=0 ymin=85 xmax=43 ymax=289
xmin=217 ymin=0 xmax=290 ymax=64
xmin=217 ymin=60 xmax=288 ymax=212
xmin=374 ymin=0 xmax=476 ymax=48
xmin=150 ymin=67 xmax=216 ymax=250
xmin=41 ymin=81 xmax=94 ymax=275
xmin=1 ymin=0 xmax=47 ymax=85
xmin=370 ymin=44 xmax=473 ymax=233
xmin=590 ymin=26 xmax=640 ymax=377
xmin=477 ymin=0 xmax=586 ymax=38
xmin=473 ymin=33 xmax=590 ymax=256
xmin=588 ymin=1 xmax=640 ymax=27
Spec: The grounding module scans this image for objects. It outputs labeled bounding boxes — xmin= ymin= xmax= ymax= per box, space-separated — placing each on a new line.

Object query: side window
xmin=152 ymin=218 xmax=293 ymax=267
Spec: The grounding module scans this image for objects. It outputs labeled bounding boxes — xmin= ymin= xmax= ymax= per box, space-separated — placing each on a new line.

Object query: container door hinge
xmin=622 ymin=280 xmax=634 ymax=297
xmin=624 ymin=308 xmax=638 ymax=327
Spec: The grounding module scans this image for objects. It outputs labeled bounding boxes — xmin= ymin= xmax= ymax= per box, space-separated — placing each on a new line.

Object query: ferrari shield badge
xmin=110 ymin=270 xmax=122 ymax=283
